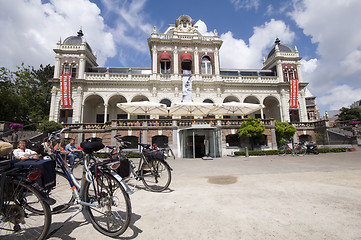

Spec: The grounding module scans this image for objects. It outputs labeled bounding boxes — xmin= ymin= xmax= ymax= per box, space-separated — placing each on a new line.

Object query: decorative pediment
xmin=175 ymin=15 xmax=196 ymax=33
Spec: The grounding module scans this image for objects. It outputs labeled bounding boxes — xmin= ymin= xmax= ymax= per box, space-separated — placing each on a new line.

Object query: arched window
xmin=203 ymin=99 xmax=214 ymax=103
xmin=160 ymin=99 xmax=172 ymax=107
xmin=152 ymin=135 xmax=168 ymax=148
xmin=122 ymin=136 xmax=138 ymax=149
xmin=226 ymin=134 xmax=240 ymax=147
xmin=201 ymin=56 xmax=212 ymax=75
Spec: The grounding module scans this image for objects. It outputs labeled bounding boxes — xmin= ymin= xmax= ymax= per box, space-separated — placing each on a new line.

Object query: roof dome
xmin=63 ymin=30 xmax=92 ymax=52
xmin=266 ymin=38 xmax=293 ymax=59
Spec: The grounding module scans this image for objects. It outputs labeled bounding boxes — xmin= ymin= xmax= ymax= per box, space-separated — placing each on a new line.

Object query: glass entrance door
xmin=180 ymin=128 xmax=221 ymax=158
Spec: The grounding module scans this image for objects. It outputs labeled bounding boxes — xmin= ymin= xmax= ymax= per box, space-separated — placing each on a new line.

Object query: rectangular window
xmin=289 ymin=110 xmax=300 ymax=123
xmin=117 ymin=114 xmax=128 ymax=119
xmin=59 ymin=109 xmax=73 ymax=124
xmin=71 ymin=66 xmax=77 ymax=78
xmin=161 ymin=61 xmax=171 ymax=74
xmin=96 ymin=114 xmax=109 ymax=123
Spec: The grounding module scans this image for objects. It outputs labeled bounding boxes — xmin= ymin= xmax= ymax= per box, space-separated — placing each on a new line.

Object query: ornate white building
xmin=49 ymin=15 xmax=317 ymax=158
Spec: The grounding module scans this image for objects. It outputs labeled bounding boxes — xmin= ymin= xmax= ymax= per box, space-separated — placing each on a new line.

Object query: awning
xmin=181 ymin=52 xmax=192 ymax=62
xmin=159 ymin=52 xmax=171 ymax=60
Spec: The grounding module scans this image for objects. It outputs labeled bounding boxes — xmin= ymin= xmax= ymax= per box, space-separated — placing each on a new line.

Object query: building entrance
xmin=180 ymin=127 xmax=221 ymax=158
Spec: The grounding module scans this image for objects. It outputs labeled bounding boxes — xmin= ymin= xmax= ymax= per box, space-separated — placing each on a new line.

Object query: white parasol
xmin=210 ymin=102 xmax=264 ymax=116
xmin=116 ymin=101 xmax=169 ymax=116
xmin=168 ymin=102 xmax=217 ymax=116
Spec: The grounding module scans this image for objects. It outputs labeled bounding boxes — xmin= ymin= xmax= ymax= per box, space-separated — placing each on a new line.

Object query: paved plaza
xmin=48 ymin=152 xmax=361 ymax=240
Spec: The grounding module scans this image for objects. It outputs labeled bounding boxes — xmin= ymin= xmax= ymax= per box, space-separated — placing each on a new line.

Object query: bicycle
xmin=108 ymin=135 xmax=172 ymax=192
xmin=44 ymin=126 xmax=132 ymax=237
xmin=278 ymin=142 xmax=306 ymax=156
xmin=160 ymin=143 xmax=175 ymax=160
xmin=0 ymin=160 xmax=51 ymax=239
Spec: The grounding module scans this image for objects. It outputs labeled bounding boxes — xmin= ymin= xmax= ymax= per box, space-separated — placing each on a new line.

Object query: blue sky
xmin=1 ymin=0 xmax=361 ymax=115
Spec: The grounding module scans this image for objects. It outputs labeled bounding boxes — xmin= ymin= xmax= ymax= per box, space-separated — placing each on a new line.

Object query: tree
xmin=275 ymin=120 xmax=297 ymax=146
xmin=336 ymin=107 xmax=361 ymax=122
xmin=0 ymin=64 xmax=54 ymax=124
xmin=38 ymin=121 xmax=63 ymax=134
xmin=236 ymin=117 xmax=265 ymax=150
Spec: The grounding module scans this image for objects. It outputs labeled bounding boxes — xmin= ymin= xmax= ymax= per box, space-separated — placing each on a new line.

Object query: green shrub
xmin=234 ymin=150 xmax=278 ymax=156
xmin=38 ymin=120 xmax=63 ymax=133
xmin=318 ymin=148 xmax=347 ymax=153
xmin=234 ymin=148 xmax=348 ymax=156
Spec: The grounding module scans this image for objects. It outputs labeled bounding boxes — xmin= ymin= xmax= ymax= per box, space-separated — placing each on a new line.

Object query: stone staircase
xmin=327 ymin=126 xmax=360 ymax=145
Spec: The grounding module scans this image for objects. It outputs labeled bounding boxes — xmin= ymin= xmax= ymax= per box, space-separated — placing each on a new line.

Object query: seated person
xmin=54 ymin=143 xmax=68 ymax=159
xmin=65 ymin=138 xmax=83 ymax=167
xmin=13 ymin=140 xmax=38 ymax=160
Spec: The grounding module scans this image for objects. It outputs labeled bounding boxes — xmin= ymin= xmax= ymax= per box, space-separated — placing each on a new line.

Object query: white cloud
xmin=101 ymin=0 xmax=151 ymax=57
xmin=231 ymin=0 xmax=260 ymax=10
xmin=0 ymin=0 xmax=115 ymax=69
xmin=318 ymin=85 xmax=361 ymax=110
xmin=195 ymin=20 xmax=214 ymax=36
xmin=300 ymin=58 xmax=317 ymax=74
xmin=290 ymin=0 xmax=361 ymax=111
xmin=219 ymin=19 xmax=295 ymax=69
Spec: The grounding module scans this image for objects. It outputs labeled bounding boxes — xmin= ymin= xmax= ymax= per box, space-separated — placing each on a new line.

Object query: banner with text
xmin=182 ymin=70 xmax=192 ymax=102
xmin=290 ymin=78 xmax=298 ymax=108
xmin=60 ymin=74 xmax=71 ymax=107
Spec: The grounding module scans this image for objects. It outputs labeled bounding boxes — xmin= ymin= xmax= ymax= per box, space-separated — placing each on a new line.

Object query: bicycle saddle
xmin=80 ymin=141 xmax=105 ymax=154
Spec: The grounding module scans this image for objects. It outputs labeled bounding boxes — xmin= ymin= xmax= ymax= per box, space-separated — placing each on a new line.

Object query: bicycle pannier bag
xmin=144 ymin=150 xmax=165 ymax=161
xmin=116 ymin=155 xmax=131 ymax=178
xmin=13 ymin=157 xmax=56 ymax=190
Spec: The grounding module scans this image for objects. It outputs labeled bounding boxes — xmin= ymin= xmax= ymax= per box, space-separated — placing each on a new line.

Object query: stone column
xmin=78 ymin=56 xmax=85 ymax=79
xmin=54 ymin=55 xmax=61 ymax=78
xmin=49 ymin=86 xmax=57 ymax=121
xmin=194 ymin=47 xmax=199 ymax=75
xmin=152 ymin=45 xmax=157 ymax=74
xmin=104 ymin=103 xmax=108 ymax=123
xmin=75 ymin=86 xmax=83 ymax=124
xmin=280 ymin=89 xmax=289 ymax=122
xmin=276 ymin=60 xmax=283 ymax=81
xmin=214 ymin=48 xmax=220 ymax=75
xmin=174 ymin=46 xmax=178 ymax=75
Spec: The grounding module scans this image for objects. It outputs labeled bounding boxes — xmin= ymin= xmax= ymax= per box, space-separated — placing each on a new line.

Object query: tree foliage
xmin=237 ymin=117 xmax=265 ymax=149
xmin=0 ymin=64 xmax=54 ymax=124
xmin=38 ymin=121 xmax=63 ymax=134
xmin=336 ymin=107 xmax=361 ymax=122
xmin=275 ymin=120 xmax=297 ymax=146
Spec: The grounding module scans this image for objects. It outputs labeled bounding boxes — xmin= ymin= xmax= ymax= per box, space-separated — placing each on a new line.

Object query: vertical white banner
xmin=182 ymin=70 xmax=192 ymax=102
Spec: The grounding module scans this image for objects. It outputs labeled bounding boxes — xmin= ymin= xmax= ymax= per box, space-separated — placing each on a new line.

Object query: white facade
xmin=49 ymin=16 xmax=309 ymax=125
xmin=48 ymin=15 xmax=314 ymax=158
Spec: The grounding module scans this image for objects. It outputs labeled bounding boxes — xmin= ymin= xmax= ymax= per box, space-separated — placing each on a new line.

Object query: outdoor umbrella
xmin=211 ymin=102 xmax=264 ymax=116
xmin=116 ymin=101 xmax=169 ymax=116
xmin=168 ymin=102 xmax=217 ymax=116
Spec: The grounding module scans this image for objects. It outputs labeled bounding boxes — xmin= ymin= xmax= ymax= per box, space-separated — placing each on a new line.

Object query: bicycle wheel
xmin=71 ymin=157 xmax=84 ymax=180
xmin=47 ymin=171 xmax=73 ymax=214
xmin=0 ymin=179 xmax=51 ymax=240
xmin=295 ymin=145 xmax=306 ymax=156
xmin=278 ymin=146 xmax=287 ymax=156
xmin=141 ymin=159 xmax=171 ymax=192
xmin=82 ymin=171 xmax=131 ymax=237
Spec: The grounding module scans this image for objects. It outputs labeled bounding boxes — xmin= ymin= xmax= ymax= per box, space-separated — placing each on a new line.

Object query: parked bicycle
xmin=160 ymin=143 xmax=175 ymax=160
xmin=44 ymin=126 xmax=132 ymax=237
xmin=278 ymin=142 xmax=306 ymax=156
xmin=108 ymin=135 xmax=172 ymax=192
xmin=0 ymin=158 xmax=51 ymax=239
